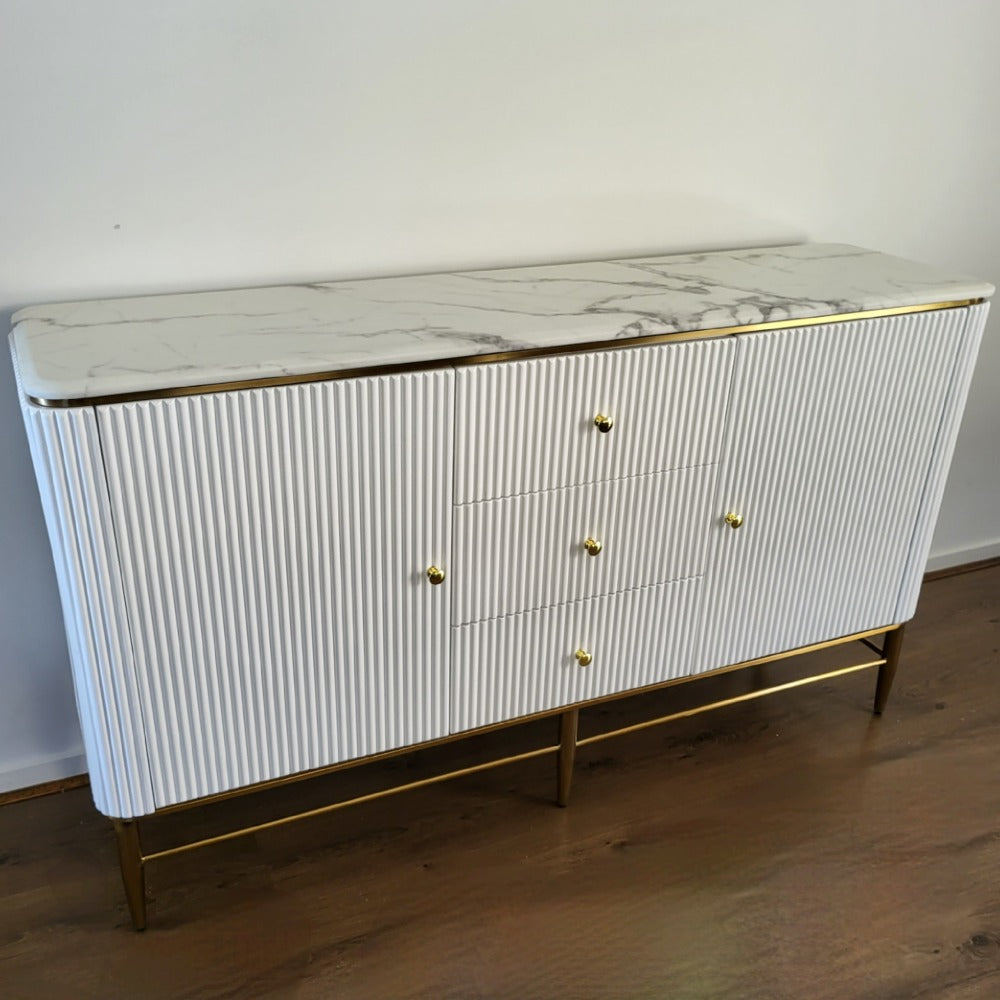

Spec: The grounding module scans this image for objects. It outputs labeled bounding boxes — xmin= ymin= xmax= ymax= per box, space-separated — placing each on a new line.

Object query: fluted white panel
xmin=454 ymin=338 xmax=736 ymax=503
xmin=453 ymin=577 xmax=702 ymax=731
xmin=895 ymin=303 xmax=991 ymax=621
xmin=454 ymin=463 xmax=716 ymax=625
xmin=15 ymin=394 xmax=153 ymax=818
xmin=701 ymin=308 xmax=973 ymax=672
xmin=98 ymin=371 xmax=453 ymax=808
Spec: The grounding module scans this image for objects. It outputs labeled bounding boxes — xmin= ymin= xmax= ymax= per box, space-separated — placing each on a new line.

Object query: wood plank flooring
xmin=2 ymin=566 xmax=999 ymax=999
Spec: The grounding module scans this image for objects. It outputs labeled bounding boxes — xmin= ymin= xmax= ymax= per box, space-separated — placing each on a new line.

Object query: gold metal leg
xmin=113 ymin=819 xmax=147 ymax=931
xmin=874 ymin=626 xmax=906 ymax=715
xmin=557 ymin=708 xmax=579 ymax=807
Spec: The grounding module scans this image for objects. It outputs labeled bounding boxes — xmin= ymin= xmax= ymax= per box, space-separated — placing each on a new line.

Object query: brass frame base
xmin=112 ymin=623 xmax=905 ymax=930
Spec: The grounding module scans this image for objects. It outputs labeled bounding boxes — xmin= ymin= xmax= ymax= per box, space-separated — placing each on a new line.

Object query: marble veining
xmin=9 ymin=243 xmax=994 ymax=402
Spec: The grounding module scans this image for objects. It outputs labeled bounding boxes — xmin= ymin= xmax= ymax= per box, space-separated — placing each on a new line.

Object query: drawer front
xmin=454 ymin=463 xmax=715 ymax=625
xmin=454 ymin=337 xmax=736 ymax=503
xmin=452 ymin=577 xmax=703 ymax=732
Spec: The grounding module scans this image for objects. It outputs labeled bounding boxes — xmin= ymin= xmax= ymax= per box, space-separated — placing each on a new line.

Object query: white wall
xmin=1 ymin=0 xmax=998 ymax=793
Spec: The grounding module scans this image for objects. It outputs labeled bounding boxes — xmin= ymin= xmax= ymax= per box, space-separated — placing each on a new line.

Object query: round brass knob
xmin=426 ymin=565 xmax=446 ymax=585
xmin=575 ymin=648 xmax=593 ymax=667
xmin=594 ymin=413 xmax=614 ymax=434
xmin=724 ymin=512 xmax=744 ymax=530
xmin=583 ymin=537 xmax=603 ymax=557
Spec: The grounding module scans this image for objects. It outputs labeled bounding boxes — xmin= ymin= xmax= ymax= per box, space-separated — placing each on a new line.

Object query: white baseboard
xmin=0 ymin=748 xmax=87 ymax=795
xmin=925 ymin=540 xmax=1000 ymax=574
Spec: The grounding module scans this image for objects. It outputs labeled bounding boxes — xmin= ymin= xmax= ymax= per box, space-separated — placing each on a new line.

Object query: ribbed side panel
xmin=455 ymin=338 xmax=736 ymax=503
xmin=98 ymin=372 xmax=453 ymax=808
xmin=16 ymin=397 xmax=153 ymax=818
xmin=453 ymin=577 xmax=702 ymax=731
xmin=701 ymin=309 xmax=971 ymax=672
xmin=895 ymin=303 xmax=991 ymax=621
xmin=454 ymin=463 xmax=715 ymax=625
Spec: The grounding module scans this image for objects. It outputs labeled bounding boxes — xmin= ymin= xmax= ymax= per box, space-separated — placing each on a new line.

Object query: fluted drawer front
xmin=702 ymin=307 xmax=975 ymax=672
xmin=454 ymin=463 xmax=716 ymax=625
xmin=98 ymin=371 xmax=454 ymax=809
xmin=452 ymin=577 xmax=702 ymax=732
xmin=454 ymin=338 xmax=736 ymax=503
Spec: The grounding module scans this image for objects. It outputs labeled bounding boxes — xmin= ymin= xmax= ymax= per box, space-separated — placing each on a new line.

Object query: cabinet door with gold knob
xmin=702 ymin=308 xmax=981 ymax=674
xmin=455 ymin=338 xmax=736 ymax=503
xmin=99 ymin=371 xmax=454 ymax=808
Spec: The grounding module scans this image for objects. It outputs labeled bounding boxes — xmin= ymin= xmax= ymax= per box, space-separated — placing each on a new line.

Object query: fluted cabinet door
xmin=98 ymin=372 xmax=454 ymax=808
xmin=700 ymin=307 xmax=977 ymax=672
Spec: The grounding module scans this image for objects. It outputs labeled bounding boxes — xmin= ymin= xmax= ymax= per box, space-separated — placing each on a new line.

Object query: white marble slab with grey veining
xmin=10 ymin=243 xmax=994 ymax=403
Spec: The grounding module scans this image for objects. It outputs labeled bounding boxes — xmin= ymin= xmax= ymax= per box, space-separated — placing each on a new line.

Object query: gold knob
xmin=724 ymin=512 xmax=744 ymax=530
xmin=575 ymin=648 xmax=593 ymax=667
xmin=594 ymin=413 xmax=614 ymax=434
xmin=426 ymin=565 xmax=446 ymax=585
xmin=583 ymin=537 xmax=603 ymax=557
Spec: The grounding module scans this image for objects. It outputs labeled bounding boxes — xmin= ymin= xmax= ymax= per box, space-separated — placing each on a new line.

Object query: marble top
xmin=10 ymin=243 xmax=994 ymax=403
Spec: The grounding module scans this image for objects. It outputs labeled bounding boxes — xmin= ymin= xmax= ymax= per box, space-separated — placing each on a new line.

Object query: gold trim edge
xmin=26 ymin=298 xmax=984 ymax=409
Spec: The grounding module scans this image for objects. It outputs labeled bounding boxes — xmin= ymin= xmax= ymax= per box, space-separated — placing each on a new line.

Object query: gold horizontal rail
xmin=142 ymin=742 xmax=560 ymax=863
xmin=576 ymin=658 xmax=885 ymax=749
xmin=27 ymin=298 xmax=983 ymax=408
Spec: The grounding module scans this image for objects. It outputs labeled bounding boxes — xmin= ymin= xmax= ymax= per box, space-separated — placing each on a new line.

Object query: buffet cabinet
xmin=12 ymin=246 xmax=991 ymax=929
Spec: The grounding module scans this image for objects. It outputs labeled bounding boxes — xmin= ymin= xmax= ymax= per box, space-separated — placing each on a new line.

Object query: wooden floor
xmin=2 ymin=566 xmax=999 ymax=1000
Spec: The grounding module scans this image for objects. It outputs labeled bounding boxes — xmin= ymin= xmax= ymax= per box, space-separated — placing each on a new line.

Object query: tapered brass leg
xmin=113 ymin=819 xmax=147 ymax=931
xmin=874 ymin=625 xmax=906 ymax=715
xmin=557 ymin=708 xmax=579 ymax=807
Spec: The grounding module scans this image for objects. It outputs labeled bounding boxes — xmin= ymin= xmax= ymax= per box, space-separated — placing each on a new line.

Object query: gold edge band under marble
xmin=152 ymin=625 xmax=898 ymax=816
xmin=141 ymin=742 xmax=561 ymax=862
xmin=26 ymin=299 xmax=984 ymax=408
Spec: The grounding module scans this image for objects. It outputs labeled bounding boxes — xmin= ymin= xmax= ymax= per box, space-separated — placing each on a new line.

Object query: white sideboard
xmin=10 ymin=243 xmax=993 ymax=928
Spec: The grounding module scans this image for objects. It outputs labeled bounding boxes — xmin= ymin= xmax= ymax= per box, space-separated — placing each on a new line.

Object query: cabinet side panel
xmin=17 ymin=401 xmax=154 ymax=818
xmin=702 ymin=308 xmax=970 ymax=671
xmin=98 ymin=372 xmax=453 ymax=808
xmin=895 ymin=302 xmax=991 ymax=621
